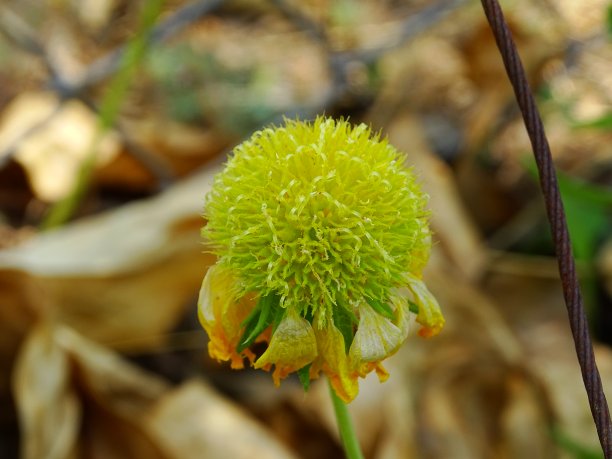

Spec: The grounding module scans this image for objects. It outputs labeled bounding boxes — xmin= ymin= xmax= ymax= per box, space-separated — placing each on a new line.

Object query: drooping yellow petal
xmin=374 ymin=362 xmax=389 ymax=382
xmin=198 ymin=264 xmax=256 ymax=368
xmin=254 ymin=307 xmax=317 ymax=385
xmin=312 ymin=320 xmax=359 ymax=403
xmin=405 ymin=274 xmax=445 ymax=338
xmin=391 ymin=293 xmax=412 ymax=337
xmin=352 ymin=361 xmax=390 ymax=382
xmin=349 ymin=302 xmax=403 ymax=366
xmin=346 ymin=299 xmax=416 ymax=381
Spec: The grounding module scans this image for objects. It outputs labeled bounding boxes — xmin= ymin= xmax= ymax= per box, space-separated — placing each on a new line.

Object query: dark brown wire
xmin=479 ymin=0 xmax=612 ymax=455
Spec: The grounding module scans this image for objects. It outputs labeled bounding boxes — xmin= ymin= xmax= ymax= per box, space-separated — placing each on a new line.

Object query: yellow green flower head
xmin=199 ymin=116 xmax=444 ymax=402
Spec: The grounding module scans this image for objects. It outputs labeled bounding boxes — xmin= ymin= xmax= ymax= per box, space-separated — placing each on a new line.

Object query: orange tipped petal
xmin=313 ymin=321 xmax=359 ymax=403
xmin=349 ymin=302 xmax=403 ymax=365
xmin=374 ymin=362 xmax=389 ymax=382
xmin=254 ymin=308 xmax=317 ymax=384
xmin=406 ymin=274 xmax=445 ymax=338
xmin=198 ymin=264 xmax=256 ymax=367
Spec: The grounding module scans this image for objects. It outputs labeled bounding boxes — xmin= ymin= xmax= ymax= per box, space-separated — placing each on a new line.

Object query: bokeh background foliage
xmin=0 ymin=0 xmax=611 ymax=458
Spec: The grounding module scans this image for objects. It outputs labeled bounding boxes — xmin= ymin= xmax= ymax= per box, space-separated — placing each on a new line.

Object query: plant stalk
xmin=328 ymin=380 xmax=365 ymax=459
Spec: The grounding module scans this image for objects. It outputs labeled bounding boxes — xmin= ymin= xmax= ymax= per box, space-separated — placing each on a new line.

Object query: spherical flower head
xmin=199 ymin=116 xmax=444 ymax=402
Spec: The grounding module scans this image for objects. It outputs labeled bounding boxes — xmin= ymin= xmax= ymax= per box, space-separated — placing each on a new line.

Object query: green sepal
xmin=271 ymin=301 xmax=287 ymax=333
xmin=297 ymin=364 xmax=312 ymax=392
xmin=367 ymin=297 xmax=395 ymax=320
xmin=237 ymin=293 xmax=280 ymax=352
xmin=333 ymin=304 xmax=357 ymax=353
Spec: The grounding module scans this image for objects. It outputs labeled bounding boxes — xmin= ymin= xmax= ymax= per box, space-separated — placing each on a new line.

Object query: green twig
xmin=41 ymin=0 xmax=164 ymax=229
xmin=329 ymin=380 xmax=365 ymax=459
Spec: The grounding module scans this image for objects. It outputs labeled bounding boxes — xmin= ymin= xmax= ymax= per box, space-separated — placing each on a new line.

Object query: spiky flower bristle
xmin=200 ymin=116 xmax=444 ymax=402
xmin=203 ymin=117 xmax=431 ymax=322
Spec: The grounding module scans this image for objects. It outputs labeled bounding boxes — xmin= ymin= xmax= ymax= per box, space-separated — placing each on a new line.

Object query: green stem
xmin=329 ymin=380 xmax=365 ymax=459
xmin=41 ymin=0 xmax=165 ymax=230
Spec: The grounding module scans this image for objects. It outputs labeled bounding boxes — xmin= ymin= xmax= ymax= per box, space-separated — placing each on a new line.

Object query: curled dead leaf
xmin=13 ymin=323 xmax=299 ymax=459
xmin=0 ymin=92 xmax=120 ymax=202
xmin=0 ymin=164 xmax=221 ymax=351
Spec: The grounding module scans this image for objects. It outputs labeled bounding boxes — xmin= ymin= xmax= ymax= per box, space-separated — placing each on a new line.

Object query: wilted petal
xmin=374 ymin=362 xmax=389 ymax=382
xmin=313 ymin=321 xmax=359 ymax=403
xmin=198 ymin=264 xmax=256 ymax=368
xmin=353 ymin=361 xmax=390 ymax=382
xmin=389 ymin=291 xmax=415 ymax=342
xmin=254 ymin=308 xmax=317 ymax=385
xmin=197 ymin=266 xmax=217 ymax=326
xmin=405 ymin=274 xmax=445 ymax=338
xmin=349 ymin=302 xmax=403 ymax=365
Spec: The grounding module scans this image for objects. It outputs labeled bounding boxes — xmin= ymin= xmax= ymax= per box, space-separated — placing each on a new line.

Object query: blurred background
xmin=0 ymin=0 xmax=611 ymax=458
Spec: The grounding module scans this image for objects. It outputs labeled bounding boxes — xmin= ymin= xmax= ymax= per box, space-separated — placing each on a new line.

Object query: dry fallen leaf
xmin=13 ymin=323 xmax=80 ymax=459
xmin=0 ymin=162 xmax=221 ymax=350
xmin=0 ymin=162 xmax=221 ymax=428
xmin=13 ymin=323 xmax=170 ymax=459
xmin=146 ymin=381 xmax=298 ymax=459
xmin=0 ymin=92 xmax=121 ymax=202
xmin=13 ymin=323 xmax=299 ymax=459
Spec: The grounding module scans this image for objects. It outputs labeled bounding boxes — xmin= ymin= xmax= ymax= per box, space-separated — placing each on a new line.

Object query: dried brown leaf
xmin=0 ymin=92 xmax=120 ymax=202
xmin=0 ymin=164 xmax=219 ymax=432
xmin=14 ymin=323 xmax=299 ymax=459
xmin=0 ymin=164 xmax=220 ymax=351
xmin=13 ymin=323 xmax=80 ymax=459
xmin=13 ymin=323 xmax=171 ymax=459
xmin=146 ymin=381 xmax=299 ymax=459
